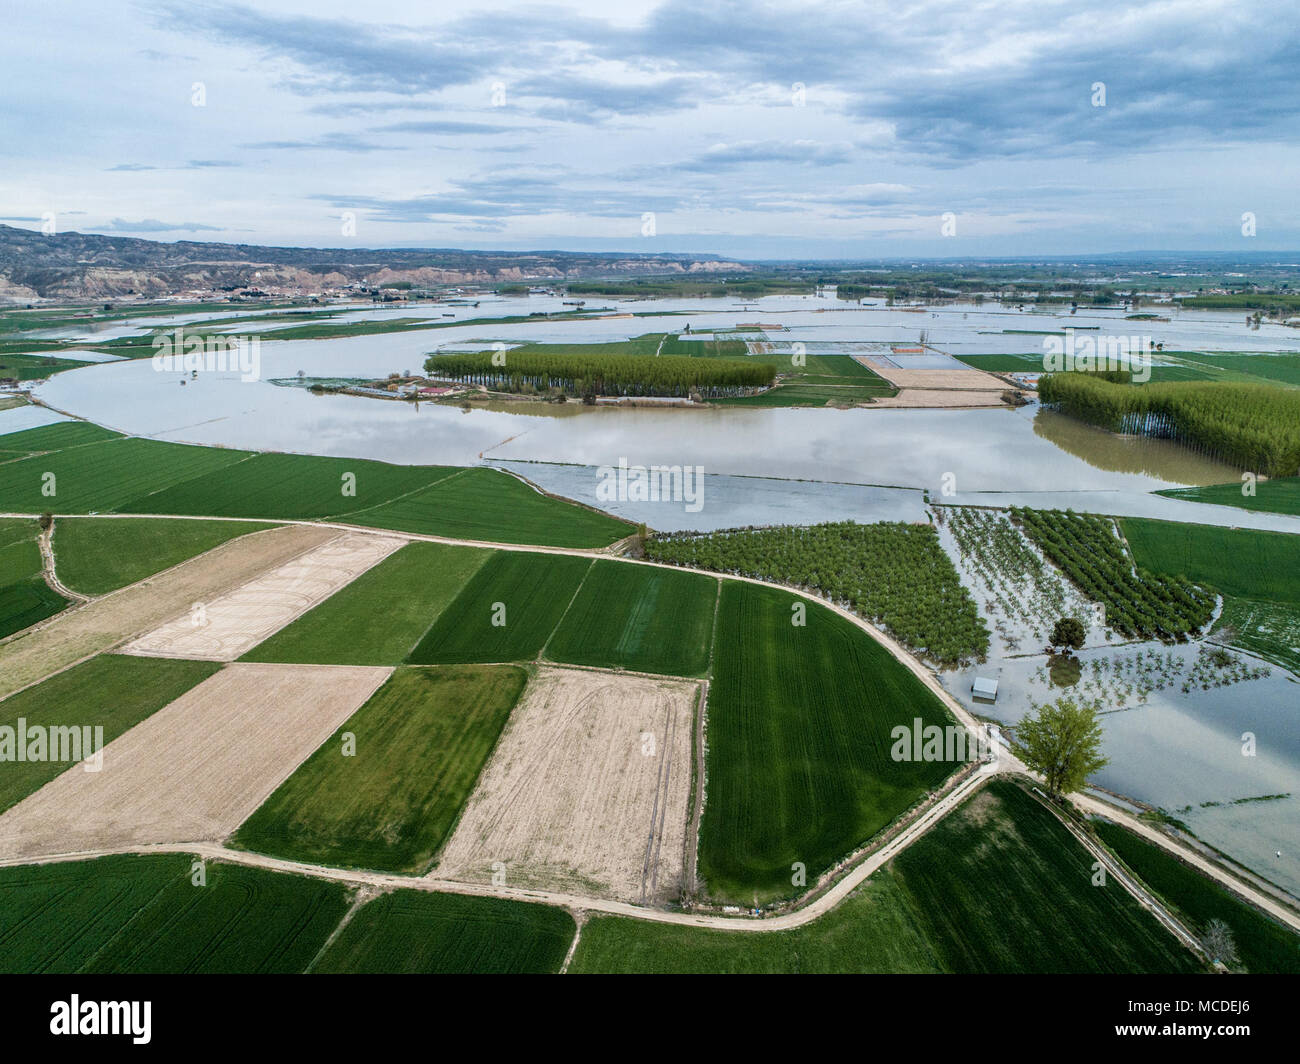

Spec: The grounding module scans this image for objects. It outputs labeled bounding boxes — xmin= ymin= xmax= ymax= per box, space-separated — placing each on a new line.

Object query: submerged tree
xmin=1014 ymin=697 xmax=1108 ymax=797
xmin=1049 ymin=616 xmax=1087 ymax=653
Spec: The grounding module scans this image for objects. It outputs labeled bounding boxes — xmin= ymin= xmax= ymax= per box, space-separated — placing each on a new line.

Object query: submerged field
xmin=0 ymin=854 xmax=349 ymax=974
xmin=230 ymin=666 xmax=527 ymax=873
xmin=572 ymin=782 xmax=1199 ymax=973
xmin=700 ymin=581 xmax=958 ymax=905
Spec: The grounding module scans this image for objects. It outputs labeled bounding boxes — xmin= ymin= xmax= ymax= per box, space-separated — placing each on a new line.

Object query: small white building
xmin=972 ymin=676 xmax=999 ymax=702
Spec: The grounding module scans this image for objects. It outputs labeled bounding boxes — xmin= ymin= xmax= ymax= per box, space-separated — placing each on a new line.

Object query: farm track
xmin=38 ymin=524 xmax=89 ymax=604
xmin=1 ymin=509 xmax=1297 ymax=936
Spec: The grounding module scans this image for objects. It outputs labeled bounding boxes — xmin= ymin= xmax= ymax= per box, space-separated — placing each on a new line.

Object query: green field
xmin=0 ymin=854 xmax=349 ymax=973
xmin=0 ymin=352 xmax=92 ymax=380
xmin=1158 ymin=477 xmax=1300 ymax=516
xmin=1096 ymin=821 xmax=1300 ymax=973
xmin=53 ymin=516 xmax=273 ymax=595
xmin=1121 ymin=518 xmax=1300 ymax=602
xmin=0 ymin=436 xmax=252 ymax=512
xmin=712 ymin=382 xmax=894 ymax=407
xmin=1216 ymin=598 xmax=1300 ymax=675
xmin=0 ymin=655 xmax=220 ymax=812
xmin=891 ymin=783 xmax=1198 ymax=972
xmin=0 ymin=422 xmax=633 ymax=549
xmin=231 ymin=666 xmax=527 ymax=873
xmin=311 ymin=890 xmax=575 ymax=974
xmin=700 ymin=581 xmax=958 ymax=905
xmin=545 ymin=560 xmax=718 ymax=676
xmin=348 ymin=467 xmax=634 ymax=547
xmin=0 ymin=517 xmax=67 ymax=638
xmin=116 ymin=452 xmax=458 ymax=519
xmin=572 ymin=782 xmax=1197 ymax=973
xmin=244 ymin=541 xmax=492 ymax=664
xmin=0 ymin=420 xmax=121 ymax=453
xmin=407 ymin=551 xmax=592 ymax=664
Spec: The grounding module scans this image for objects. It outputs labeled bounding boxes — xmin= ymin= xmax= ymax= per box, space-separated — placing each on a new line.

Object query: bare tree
xmin=1201 ymin=918 xmax=1240 ymax=968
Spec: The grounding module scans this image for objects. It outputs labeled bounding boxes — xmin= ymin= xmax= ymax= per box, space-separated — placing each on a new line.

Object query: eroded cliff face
xmin=0 ymin=224 xmax=749 ymax=301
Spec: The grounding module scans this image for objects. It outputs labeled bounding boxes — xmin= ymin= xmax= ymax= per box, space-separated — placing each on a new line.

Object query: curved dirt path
xmin=39 ymin=524 xmax=89 ymax=604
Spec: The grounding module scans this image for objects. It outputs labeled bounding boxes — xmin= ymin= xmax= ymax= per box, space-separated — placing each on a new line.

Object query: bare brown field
xmin=435 ymin=667 xmax=698 ymax=905
xmin=0 ymin=524 xmax=336 ymax=700
xmin=0 ymin=662 xmax=391 ymax=860
xmin=120 ymin=532 xmax=405 ymax=661
xmin=866 ymin=389 xmax=1009 ymax=408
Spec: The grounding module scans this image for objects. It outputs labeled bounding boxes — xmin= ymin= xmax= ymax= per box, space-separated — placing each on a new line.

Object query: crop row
xmin=1010 ymin=508 xmax=1214 ymax=640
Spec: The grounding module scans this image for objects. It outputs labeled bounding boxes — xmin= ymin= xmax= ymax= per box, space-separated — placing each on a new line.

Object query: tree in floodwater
xmin=1049 ymin=616 xmax=1087 ymax=653
xmin=1013 ymin=697 xmax=1108 ymax=797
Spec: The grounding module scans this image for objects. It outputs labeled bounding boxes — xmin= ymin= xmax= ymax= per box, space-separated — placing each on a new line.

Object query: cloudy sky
xmin=4 ymin=0 xmax=1298 ymax=258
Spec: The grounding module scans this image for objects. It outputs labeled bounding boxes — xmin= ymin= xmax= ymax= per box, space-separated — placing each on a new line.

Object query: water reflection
xmin=1033 ymin=408 xmax=1238 ymax=485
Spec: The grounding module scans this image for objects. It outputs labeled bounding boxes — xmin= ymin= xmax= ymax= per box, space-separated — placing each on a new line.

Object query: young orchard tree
xmin=1013 ymin=697 xmax=1108 ymax=798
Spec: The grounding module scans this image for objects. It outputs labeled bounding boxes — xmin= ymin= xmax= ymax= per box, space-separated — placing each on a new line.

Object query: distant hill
xmin=0 ymin=225 xmax=749 ymax=301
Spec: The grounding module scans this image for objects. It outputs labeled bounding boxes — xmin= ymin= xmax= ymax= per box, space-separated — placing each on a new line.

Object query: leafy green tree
xmin=1049 ymin=616 xmax=1086 ymax=652
xmin=1014 ymin=697 xmax=1108 ymax=797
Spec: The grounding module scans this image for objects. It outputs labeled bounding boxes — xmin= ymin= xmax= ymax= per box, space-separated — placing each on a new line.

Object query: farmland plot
xmin=701 ymin=581 xmax=959 ymax=905
xmin=545 ymin=560 xmax=718 ymax=676
xmin=0 ymin=437 xmax=252 ymax=513
xmin=312 ymin=890 xmax=574 ymax=974
xmin=0 ymin=517 xmax=67 ymax=639
xmin=348 ymin=466 xmax=634 ymax=548
xmin=121 ymin=532 xmax=405 ymax=660
xmin=231 ymin=665 xmax=527 ymax=873
xmin=0 ymin=654 xmax=218 ymax=813
xmin=116 ymin=451 xmax=459 ymax=520
xmin=0 ymin=854 xmax=349 ymax=974
xmin=0 ymin=662 xmax=391 ymax=860
xmin=0 ymin=523 xmax=336 ymax=700
xmin=53 ymin=516 xmax=274 ymax=596
xmin=435 ymin=667 xmax=698 ymax=904
xmin=407 ymin=551 xmax=591 ymax=664
xmin=243 ymin=541 xmax=491 ymax=665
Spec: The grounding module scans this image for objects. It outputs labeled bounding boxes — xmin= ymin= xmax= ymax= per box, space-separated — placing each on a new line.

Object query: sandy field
xmin=435 ymin=667 xmax=699 ymax=905
xmin=120 ymin=532 xmax=404 ymax=661
xmin=854 ymin=354 xmax=1008 ymax=391
xmin=867 ymin=389 xmax=1010 ymax=408
xmin=0 ymin=662 xmax=391 ymax=860
xmin=0 ymin=524 xmax=336 ymax=700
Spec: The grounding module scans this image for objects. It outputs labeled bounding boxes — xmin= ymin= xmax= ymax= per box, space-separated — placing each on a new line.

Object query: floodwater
xmin=943 ymin=645 xmax=1300 ymax=895
xmin=25 ymin=294 xmax=1300 ymax=532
